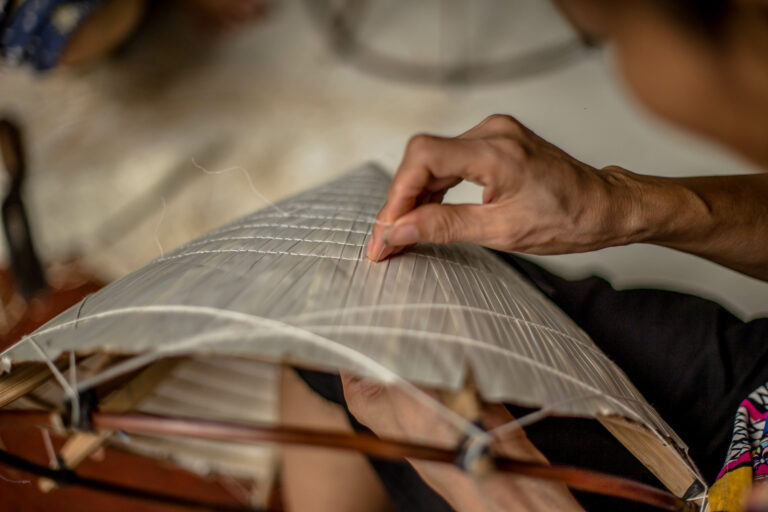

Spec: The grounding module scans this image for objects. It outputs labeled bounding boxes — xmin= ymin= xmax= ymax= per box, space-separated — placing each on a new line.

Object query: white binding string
xmin=279 ymin=303 xmax=601 ymax=359
xmin=0 ymin=471 xmax=30 ymax=485
xmin=154 ymin=196 xmax=167 ymax=258
xmin=190 ymin=158 xmax=290 ymax=217
xmin=68 ymin=350 xmax=77 ymax=396
xmin=23 ymin=304 xmax=645 ymax=419
xmin=298 ymin=324 xmax=651 ymax=424
xmin=486 ymin=392 xmax=608 ymax=443
xmin=40 ymin=428 xmax=57 ymax=468
xmin=19 ymin=302 xmax=654 ymax=436
xmin=484 ymin=393 xmax=709 ymax=501
xmin=23 ymin=337 xmax=80 ymax=428
xmin=24 ymin=305 xmax=486 ymax=441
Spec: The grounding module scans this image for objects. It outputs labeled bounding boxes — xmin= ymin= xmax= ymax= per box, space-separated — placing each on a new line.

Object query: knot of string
xmin=23 ymin=337 xmax=80 ymax=428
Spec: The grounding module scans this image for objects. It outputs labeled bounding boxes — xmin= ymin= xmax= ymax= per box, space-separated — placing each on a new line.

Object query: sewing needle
xmin=375 ymin=243 xmax=387 ymax=262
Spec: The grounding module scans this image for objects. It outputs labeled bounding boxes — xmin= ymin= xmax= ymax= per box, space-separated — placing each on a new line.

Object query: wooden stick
xmin=0 ymin=359 xmax=67 ymax=408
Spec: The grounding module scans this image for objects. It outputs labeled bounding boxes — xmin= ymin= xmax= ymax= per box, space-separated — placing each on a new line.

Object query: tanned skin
xmin=342 ymin=2 xmax=768 ymax=511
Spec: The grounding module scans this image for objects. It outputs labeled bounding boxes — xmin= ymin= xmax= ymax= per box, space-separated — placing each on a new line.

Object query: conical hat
xmin=0 ymin=163 xmax=704 ymax=498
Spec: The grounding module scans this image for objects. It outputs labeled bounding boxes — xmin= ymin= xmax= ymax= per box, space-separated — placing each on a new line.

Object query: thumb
xmin=385 ymin=203 xmax=487 ymax=247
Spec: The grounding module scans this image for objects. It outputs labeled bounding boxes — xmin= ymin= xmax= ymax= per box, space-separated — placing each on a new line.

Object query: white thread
xmin=180 ymin=235 xmax=364 ymax=251
xmin=149 ymin=245 xmax=562 ymax=323
xmin=24 ymin=303 xmax=652 ymax=432
xmin=155 ymin=196 xmax=166 ymax=258
xmin=280 ymin=303 xmax=599 ymax=358
xmin=208 ymin=223 xmax=371 ymax=237
xmin=23 ymin=305 xmax=484 ymax=440
xmin=68 ymin=350 xmax=77 ymax=408
xmin=288 ymin=202 xmax=382 ymax=213
xmin=191 ymin=158 xmax=289 ymax=216
xmin=0 ymin=471 xmax=30 ymax=485
xmin=40 ymin=428 xmax=57 ymax=469
xmin=239 ymin=211 xmax=378 ymax=225
xmin=487 ymin=392 xmax=607 ymax=441
xmin=152 ymin=247 xmax=489 ymax=280
xmin=148 ymin=254 xmax=632 ymax=406
xmin=302 ymin=324 xmax=651 ymax=423
xmin=24 ymin=337 xmax=80 ymax=428
xmin=155 ymin=248 xmax=363 ymax=265
xmin=375 ymin=243 xmax=387 ymax=262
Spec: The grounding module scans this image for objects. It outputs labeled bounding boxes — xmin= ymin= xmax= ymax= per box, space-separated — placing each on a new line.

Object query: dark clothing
xmin=299 ymin=253 xmax=768 ymax=511
xmin=502 ymin=254 xmax=768 ymax=485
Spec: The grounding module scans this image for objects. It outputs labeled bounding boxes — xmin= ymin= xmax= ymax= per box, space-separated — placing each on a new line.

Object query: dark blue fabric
xmin=0 ymin=0 xmax=106 ymax=70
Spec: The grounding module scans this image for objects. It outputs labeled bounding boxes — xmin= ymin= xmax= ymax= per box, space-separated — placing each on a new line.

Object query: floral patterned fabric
xmin=709 ymin=385 xmax=768 ymax=511
xmin=0 ymin=0 xmax=106 ymax=70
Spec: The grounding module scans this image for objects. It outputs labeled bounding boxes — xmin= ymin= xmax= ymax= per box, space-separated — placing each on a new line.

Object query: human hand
xmin=366 ymin=115 xmax=641 ymax=261
xmin=340 ymin=374 xmax=583 ymax=512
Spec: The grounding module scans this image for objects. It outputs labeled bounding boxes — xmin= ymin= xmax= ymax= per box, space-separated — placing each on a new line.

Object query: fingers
xmin=397 ymin=202 xmax=490 ymax=244
xmin=367 ymin=203 xmax=491 ymax=261
xmin=340 ymin=373 xmax=386 ymax=401
xmin=367 ymin=135 xmax=489 ymax=260
xmin=366 ymin=115 xmax=535 ymax=261
xmin=388 ymin=135 xmax=485 ymax=219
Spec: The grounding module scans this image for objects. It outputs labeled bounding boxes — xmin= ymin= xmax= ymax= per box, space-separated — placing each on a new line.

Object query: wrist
xmin=599 ymin=166 xmax=710 ymax=247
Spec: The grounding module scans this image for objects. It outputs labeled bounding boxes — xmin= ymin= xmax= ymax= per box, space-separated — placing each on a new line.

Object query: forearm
xmin=604 ymin=168 xmax=768 ymax=281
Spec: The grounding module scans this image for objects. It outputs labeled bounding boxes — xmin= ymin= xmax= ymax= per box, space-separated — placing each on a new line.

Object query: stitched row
xmin=179 ymin=235 xmax=365 ymax=251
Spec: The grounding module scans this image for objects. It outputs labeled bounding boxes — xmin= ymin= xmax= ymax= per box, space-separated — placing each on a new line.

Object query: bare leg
xmin=279 ymin=366 xmax=394 ymax=512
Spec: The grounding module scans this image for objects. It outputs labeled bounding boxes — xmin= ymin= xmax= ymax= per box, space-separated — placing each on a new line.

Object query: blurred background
xmin=1 ymin=0 xmax=766 ymax=321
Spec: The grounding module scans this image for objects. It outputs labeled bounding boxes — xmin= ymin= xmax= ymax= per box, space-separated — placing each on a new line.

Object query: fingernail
xmin=381 ymin=226 xmax=393 ymax=246
xmin=387 ymin=224 xmax=420 ymax=246
xmin=365 ymin=240 xmax=376 ymax=260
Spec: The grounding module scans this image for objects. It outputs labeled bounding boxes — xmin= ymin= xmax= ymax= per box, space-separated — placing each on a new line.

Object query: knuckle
xmin=493 ymin=136 xmax=527 ymax=160
xmin=374 ymin=201 xmax=395 ymax=225
xmin=482 ymin=114 xmax=522 ymax=132
xmin=406 ymin=133 xmax=435 ymax=157
xmin=432 ymin=219 xmax=455 ymax=244
xmin=390 ymin=179 xmax=415 ymax=201
xmin=476 ymin=138 xmax=523 ymax=174
xmin=492 ymin=223 xmax=519 ymax=250
xmin=425 ymin=206 xmax=462 ymax=244
xmin=344 ymin=375 xmax=386 ymax=400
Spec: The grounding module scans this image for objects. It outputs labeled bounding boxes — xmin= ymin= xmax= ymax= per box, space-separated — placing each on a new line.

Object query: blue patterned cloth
xmin=0 ymin=0 xmax=106 ymax=70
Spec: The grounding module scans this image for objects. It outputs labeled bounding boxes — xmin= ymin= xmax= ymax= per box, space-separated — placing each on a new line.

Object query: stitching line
xmin=240 ymin=212 xmax=378 ymax=224
xmin=153 ymin=248 xmax=490 ymax=279
xmin=180 ymin=235 xmax=365 ymax=251
xmin=206 ymin=223 xmax=371 ymax=237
